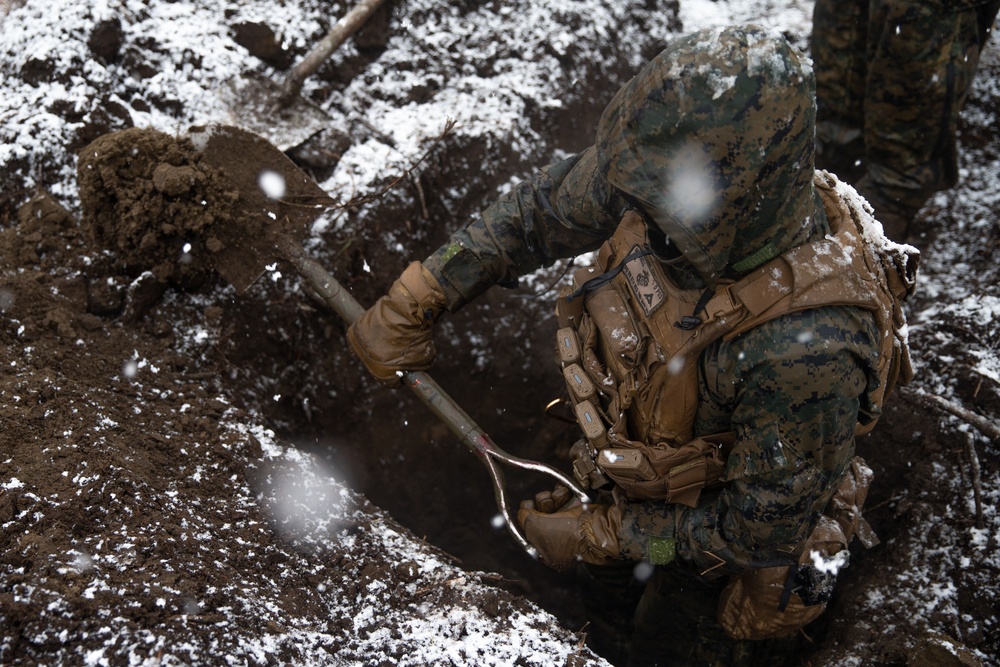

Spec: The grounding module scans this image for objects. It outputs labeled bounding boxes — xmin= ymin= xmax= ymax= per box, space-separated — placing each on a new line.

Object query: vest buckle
xmin=674 ymin=315 xmax=702 ymax=331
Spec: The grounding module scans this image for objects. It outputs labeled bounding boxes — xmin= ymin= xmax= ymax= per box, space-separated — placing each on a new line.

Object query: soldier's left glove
xmin=346 ymin=262 xmax=447 ymax=387
xmin=517 ymin=486 xmax=622 ymax=571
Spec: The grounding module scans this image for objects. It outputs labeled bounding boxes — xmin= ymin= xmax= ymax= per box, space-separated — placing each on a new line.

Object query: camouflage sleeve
xmin=619 ymin=306 xmax=880 ymax=575
xmin=423 ymin=146 xmax=626 ymax=310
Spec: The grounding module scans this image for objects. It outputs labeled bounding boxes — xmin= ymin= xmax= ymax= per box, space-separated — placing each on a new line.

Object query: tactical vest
xmin=556 ymin=171 xmax=916 ymax=506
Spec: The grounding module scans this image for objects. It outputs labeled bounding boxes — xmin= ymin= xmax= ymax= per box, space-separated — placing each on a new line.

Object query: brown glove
xmin=517 ymin=486 xmax=622 ymax=571
xmin=346 ymin=262 xmax=448 ymax=387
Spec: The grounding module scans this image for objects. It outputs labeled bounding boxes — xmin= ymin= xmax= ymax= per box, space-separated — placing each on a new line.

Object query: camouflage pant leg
xmin=864 ymin=0 xmax=997 ymax=200
xmin=630 ymin=565 xmax=804 ymax=667
xmin=578 ymin=561 xmax=645 ymax=667
xmin=813 ymin=0 xmax=869 ymax=175
xmin=813 ymin=0 xmax=1000 ymax=207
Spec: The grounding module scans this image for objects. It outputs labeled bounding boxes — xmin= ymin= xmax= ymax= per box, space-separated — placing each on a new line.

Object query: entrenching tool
xmin=223 ymin=0 xmax=389 ymax=151
xmin=192 ymin=124 xmax=591 ymax=555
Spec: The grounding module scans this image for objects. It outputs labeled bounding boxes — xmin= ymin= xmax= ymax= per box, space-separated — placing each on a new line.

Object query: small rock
xmin=231 ymin=22 xmax=292 ymax=69
xmin=88 ymin=17 xmax=124 ymax=62
xmin=394 ymin=560 xmax=420 ymax=583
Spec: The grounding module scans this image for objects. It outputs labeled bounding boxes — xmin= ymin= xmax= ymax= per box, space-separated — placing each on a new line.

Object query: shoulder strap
xmin=671 ymin=172 xmax=917 ymax=434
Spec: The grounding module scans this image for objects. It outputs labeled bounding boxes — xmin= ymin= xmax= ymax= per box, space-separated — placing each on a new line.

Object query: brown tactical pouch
xmin=599 ymin=433 xmax=731 ymax=506
xmin=717 ymin=457 xmax=876 ymax=640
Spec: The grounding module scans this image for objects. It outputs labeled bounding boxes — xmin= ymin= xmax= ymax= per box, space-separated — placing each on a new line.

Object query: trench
xmin=206 ymin=90 xmax=623 ymax=637
xmin=210 ymin=211 xmax=941 ymax=666
xmin=197 ymin=40 xmax=935 ymax=661
xmin=203 ymin=151 xmax=923 ymax=667
xmin=223 ymin=277 xmax=596 ymax=631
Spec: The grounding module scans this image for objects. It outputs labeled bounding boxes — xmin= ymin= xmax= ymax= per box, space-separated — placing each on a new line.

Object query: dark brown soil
xmin=0 ymin=181 xmax=603 ymax=664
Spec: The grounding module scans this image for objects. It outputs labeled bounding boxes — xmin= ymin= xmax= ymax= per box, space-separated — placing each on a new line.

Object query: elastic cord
xmin=565 ymin=248 xmax=654 ymax=302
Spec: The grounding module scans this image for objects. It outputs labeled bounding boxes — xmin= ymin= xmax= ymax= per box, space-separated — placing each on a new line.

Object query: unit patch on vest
xmin=623 ymin=245 xmax=665 ymax=316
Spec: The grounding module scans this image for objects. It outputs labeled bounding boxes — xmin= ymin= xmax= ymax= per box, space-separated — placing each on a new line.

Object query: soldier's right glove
xmin=346 ymin=261 xmax=448 ymax=387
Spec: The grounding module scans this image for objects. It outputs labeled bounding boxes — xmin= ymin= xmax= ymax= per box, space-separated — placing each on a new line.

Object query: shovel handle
xmin=283 ymin=244 xmax=591 ymax=553
xmin=402 ymin=370 xmax=591 ymax=554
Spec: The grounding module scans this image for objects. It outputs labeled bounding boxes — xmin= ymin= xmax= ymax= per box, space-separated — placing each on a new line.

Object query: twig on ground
xmin=863 ymin=490 xmax=908 ymax=515
xmin=337 ymin=118 xmax=458 ymax=210
xmin=964 ymin=431 xmax=985 ymax=529
xmin=413 ymin=173 xmax=429 ymax=219
xmin=898 ymin=386 xmax=1000 ymax=442
xmin=352 ymin=113 xmax=398 ymax=148
xmin=575 ymin=623 xmax=590 ymax=648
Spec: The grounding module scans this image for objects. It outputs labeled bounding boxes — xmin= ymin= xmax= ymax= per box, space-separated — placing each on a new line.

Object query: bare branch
xmin=899 ymin=387 xmax=1000 ymax=442
xmin=964 ymin=432 xmax=985 ymax=529
xmin=337 ymin=118 xmax=459 ymax=210
xmin=281 ymin=0 xmax=390 ymax=105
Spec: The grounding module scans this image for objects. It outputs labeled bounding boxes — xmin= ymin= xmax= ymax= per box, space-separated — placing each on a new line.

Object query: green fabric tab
xmin=731 ymin=241 xmax=778 ymax=274
xmin=438 ymin=242 xmax=464 ymax=264
xmin=647 ymin=537 xmax=676 ymax=566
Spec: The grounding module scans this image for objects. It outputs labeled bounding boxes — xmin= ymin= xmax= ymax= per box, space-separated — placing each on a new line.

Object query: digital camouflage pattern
xmin=416 ymin=26 xmax=883 ymax=665
xmin=616 ymin=304 xmax=879 ymax=575
xmin=812 ymin=0 xmax=1000 ymax=214
xmin=424 ymin=25 xmax=827 ymax=306
xmin=424 ymin=144 xmax=625 ymax=309
xmin=596 ymin=27 xmax=821 ymax=288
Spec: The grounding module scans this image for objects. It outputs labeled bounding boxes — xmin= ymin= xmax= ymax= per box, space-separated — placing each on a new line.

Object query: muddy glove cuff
xmin=346 ymin=262 xmax=447 ymax=387
xmin=517 ymin=499 xmax=623 ymax=571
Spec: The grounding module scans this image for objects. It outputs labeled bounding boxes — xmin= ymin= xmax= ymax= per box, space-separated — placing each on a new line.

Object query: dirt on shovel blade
xmin=77 ymin=125 xmax=335 ymax=294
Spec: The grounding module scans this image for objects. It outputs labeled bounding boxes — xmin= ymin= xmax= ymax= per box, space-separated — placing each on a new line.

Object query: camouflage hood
xmin=597 ymin=26 xmax=822 ymax=288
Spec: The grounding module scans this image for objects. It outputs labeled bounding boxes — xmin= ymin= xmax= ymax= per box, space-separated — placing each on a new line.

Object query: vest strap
xmin=674 ymin=287 xmax=716 ymax=330
xmin=566 ymin=248 xmax=653 ymax=302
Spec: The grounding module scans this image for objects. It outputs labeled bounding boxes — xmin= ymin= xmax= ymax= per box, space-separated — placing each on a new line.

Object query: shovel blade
xmin=188 ymin=124 xmax=335 ymax=294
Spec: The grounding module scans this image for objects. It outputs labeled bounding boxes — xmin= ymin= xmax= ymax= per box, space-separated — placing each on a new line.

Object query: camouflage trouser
xmin=812 ymin=0 xmax=1000 ymax=212
xmin=578 ymin=561 xmax=803 ymax=667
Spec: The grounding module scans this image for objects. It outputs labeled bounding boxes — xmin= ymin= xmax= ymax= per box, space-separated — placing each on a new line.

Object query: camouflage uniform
xmin=424 ymin=27 xmax=881 ymax=666
xmin=812 ymin=0 xmax=1000 ymax=232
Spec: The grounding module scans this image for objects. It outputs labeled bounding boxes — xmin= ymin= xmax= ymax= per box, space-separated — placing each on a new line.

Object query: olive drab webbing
xmin=556 ymin=170 xmax=916 ymax=507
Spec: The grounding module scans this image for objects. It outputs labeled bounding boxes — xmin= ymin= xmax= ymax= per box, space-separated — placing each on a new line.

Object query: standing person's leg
xmin=625 ymin=565 xmax=807 ymax=667
xmin=812 ymin=0 xmax=871 ymax=184
xmin=578 ymin=560 xmax=645 ymax=666
xmin=858 ymin=0 xmax=998 ymax=239
xmin=627 ymin=564 xmax=729 ymax=667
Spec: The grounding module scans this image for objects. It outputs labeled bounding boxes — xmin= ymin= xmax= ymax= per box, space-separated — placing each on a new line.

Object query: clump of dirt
xmin=77 ymin=127 xmax=234 ymax=287
xmin=78 ymin=125 xmax=339 ymax=297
